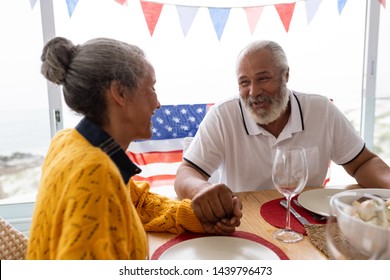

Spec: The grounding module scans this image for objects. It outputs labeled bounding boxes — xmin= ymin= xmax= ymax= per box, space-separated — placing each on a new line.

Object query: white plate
xmin=298 ymin=188 xmax=390 ymax=217
xmin=157 ymin=236 xmax=280 ymax=260
xmin=297 ymin=188 xmax=345 ymax=217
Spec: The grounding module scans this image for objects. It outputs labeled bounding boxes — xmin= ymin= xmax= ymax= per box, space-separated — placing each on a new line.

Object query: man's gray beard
xmin=245 ymin=86 xmax=289 ymax=126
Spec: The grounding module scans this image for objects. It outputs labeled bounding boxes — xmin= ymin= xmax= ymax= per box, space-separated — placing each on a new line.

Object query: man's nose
xmin=248 ymin=83 xmax=262 ymax=97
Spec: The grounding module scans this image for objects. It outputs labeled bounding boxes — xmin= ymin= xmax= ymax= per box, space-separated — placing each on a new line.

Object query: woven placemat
xmin=304 ymin=224 xmax=330 ymax=258
xmin=304 ymin=223 xmax=367 ymax=260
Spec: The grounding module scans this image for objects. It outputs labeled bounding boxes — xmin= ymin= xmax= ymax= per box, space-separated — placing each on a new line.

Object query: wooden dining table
xmin=147 ymin=184 xmax=361 ymax=260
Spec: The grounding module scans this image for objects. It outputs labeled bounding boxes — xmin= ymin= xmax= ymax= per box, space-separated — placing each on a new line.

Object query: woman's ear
xmin=108 ymin=80 xmax=126 ymax=106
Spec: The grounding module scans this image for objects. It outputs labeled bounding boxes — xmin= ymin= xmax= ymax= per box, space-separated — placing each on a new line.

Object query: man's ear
xmin=285 ymin=67 xmax=290 ymax=83
xmin=108 ymin=80 xmax=126 ymax=106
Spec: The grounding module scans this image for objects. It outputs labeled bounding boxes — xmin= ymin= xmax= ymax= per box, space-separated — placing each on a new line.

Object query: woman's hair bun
xmin=40 ymin=37 xmax=78 ymax=85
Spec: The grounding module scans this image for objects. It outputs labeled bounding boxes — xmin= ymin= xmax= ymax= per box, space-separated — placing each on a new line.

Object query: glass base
xmin=273 ymin=228 xmax=303 ymax=243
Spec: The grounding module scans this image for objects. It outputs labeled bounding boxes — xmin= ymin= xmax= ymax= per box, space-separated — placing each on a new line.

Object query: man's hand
xmin=192 ymin=184 xmax=243 ymax=234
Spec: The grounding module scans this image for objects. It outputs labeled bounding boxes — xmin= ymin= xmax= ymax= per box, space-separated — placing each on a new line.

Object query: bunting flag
xmin=140 ymin=1 xmax=164 ymax=36
xmin=275 ymin=3 xmax=296 ymax=32
xmin=115 ymin=0 xmax=128 ymax=5
xmin=127 ymin=104 xmax=212 ymax=188
xmin=31 ymin=0 xmax=387 ymax=39
xmin=176 ymin=5 xmax=199 ymax=36
xmin=29 ymin=0 xmax=38 ymax=9
xmin=305 ymin=0 xmax=323 ymax=24
xmin=208 ymin=7 xmax=231 ymax=41
xmin=337 ymin=0 xmax=348 ymax=14
xmin=66 ymin=0 xmax=79 ymax=17
xmin=244 ymin=6 xmax=264 ymax=34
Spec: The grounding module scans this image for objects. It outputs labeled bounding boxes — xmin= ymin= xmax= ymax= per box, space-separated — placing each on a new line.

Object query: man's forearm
xmin=174 ymin=165 xmax=211 ymax=199
xmin=354 ymin=157 xmax=390 ymax=189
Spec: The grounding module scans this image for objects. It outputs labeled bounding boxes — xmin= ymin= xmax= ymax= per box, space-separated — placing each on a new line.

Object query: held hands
xmin=192 ymin=183 xmax=243 ymax=235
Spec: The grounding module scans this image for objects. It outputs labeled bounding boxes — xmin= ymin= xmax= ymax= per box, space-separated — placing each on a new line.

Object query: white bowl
xmin=330 ymin=190 xmax=390 ymax=259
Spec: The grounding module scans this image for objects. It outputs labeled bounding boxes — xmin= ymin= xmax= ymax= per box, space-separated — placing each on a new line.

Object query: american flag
xmin=127 ymin=103 xmax=213 ymax=188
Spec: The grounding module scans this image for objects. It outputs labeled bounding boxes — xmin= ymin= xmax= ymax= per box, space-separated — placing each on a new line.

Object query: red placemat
xmin=151 ymin=231 xmax=289 ymax=260
xmin=260 ymin=196 xmax=326 ymax=235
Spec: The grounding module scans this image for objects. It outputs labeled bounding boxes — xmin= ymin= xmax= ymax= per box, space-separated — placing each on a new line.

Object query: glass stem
xmin=285 ymin=197 xmax=292 ymax=230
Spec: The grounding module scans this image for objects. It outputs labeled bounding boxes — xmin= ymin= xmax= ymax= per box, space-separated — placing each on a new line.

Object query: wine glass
xmin=326 ymin=191 xmax=389 ymax=259
xmin=272 ymin=146 xmax=308 ymax=243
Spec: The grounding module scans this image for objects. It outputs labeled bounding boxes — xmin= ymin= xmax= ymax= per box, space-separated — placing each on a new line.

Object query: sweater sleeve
xmin=129 ymin=179 xmax=205 ymax=234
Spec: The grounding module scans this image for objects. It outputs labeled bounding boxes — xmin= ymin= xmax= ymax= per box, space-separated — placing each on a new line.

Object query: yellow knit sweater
xmin=26 ymin=128 xmax=204 ymax=260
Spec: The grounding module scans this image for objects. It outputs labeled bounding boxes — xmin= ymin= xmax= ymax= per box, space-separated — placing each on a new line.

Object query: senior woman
xmin=26 ymin=37 xmax=241 ymax=260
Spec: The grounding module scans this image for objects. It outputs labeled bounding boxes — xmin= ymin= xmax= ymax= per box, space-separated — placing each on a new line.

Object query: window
xmin=0 ymin=0 xmax=388 ymax=209
xmin=0 ymin=1 xmax=49 ymax=204
xmin=373 ymin=4 xmax=390 ymax=163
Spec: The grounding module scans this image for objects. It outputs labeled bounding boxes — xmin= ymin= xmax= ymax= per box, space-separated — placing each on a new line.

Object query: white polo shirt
xmin=183 ymin=90 xmax=365 ymax=191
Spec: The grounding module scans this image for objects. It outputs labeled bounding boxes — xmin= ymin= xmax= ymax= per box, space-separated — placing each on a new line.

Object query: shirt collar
xmin=240 ymin=90 xmax=304 ymax=136
xmin=75 ymin=117 xmax=141 ymax=184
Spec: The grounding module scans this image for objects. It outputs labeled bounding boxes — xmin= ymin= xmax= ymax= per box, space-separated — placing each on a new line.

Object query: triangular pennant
xmin=30 ymin=0 xmax=38 ymax=9
xmin=338 ymin=0 xmax=348 ymax=14
xmin=379 ymin=0 xmax=386 ymax=8
xmin=275 ymin=3 xmax=296 ymax=32
xmin=305 ymin=0 xmax=322 ymax=24
xmin=176 ymin=6 xmax=199 ymax=37
xmin=140 ymin=1 xmax=164 ymax=36
xmin=114 ymin=0 xmax=128 ymax=5
xmin=244 ymin=6 xmax=264 ymax=34
xmin=208 ymin=7 xmax=231 ymax=41
xmin=66 ymin=0 xmax=79 ymax=17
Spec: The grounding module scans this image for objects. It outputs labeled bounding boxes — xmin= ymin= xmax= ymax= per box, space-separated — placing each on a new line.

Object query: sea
xmin=0 ymin=110 xmax=51 ymax=157
xmin=0 ymin=109 xmax=80 ymax=203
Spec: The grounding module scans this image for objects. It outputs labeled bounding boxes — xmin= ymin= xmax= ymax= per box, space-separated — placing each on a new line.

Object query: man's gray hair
xmin=236 ymin=40 xmax=289 ymax=73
